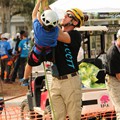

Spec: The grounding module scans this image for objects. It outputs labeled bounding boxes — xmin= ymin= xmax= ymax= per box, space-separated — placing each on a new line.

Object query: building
xmin=0 ymin=15 xmax=31 ymax=38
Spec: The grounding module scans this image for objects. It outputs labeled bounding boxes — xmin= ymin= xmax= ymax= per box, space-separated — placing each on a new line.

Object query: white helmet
xmin=41 ymin=10 xmax=59 ymax=27
xmin=1 ymin=33 xmax=10 ymax=39
xmin=117 ymin=29 xmax=120 ymax=38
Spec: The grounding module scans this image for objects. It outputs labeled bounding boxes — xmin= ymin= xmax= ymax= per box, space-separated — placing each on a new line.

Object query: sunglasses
xmin=65 ymin=12 xmax=76 ymax=20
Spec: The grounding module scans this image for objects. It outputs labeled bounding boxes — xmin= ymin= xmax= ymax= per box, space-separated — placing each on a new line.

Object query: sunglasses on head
xmin=65 ymin=12 xmax=76 ymax=20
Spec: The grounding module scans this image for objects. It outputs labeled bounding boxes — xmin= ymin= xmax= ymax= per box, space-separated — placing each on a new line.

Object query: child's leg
xmin=21 ymin=50 xmax=39 ymax=86
xmin=21 ymin=63 xmax=32 ymax=86
xmin=23 ymin=63 xmax=32 ymax=79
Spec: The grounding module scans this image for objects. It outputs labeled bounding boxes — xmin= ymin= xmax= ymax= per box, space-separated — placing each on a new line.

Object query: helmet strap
xmin=43 ymin=24 xmax=53 ymax=31
xmin=62 ymin=19 xmax=76 ymax=27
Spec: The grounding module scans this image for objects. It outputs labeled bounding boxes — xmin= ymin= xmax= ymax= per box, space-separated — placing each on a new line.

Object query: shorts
xmin=28 ymin=50 xmax=53 ymax=66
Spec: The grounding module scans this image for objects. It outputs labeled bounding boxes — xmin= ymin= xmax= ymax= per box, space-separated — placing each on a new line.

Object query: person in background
xmin=0 ymin=33 xmax=13 ymax=83
xmin=105 ymin=29 xmax=120 ymax=120
xmin=0 ymin=32 xmax=3 ymax=77
xmin=10 ymin=30 xmax=30 ymax=82
xmin=7 ymin=33 xmax=21 ymax=80
xmin=0 ymin=32 xmax=2 ymax=40
xmin=7 ymin=33 xmax=16 ymax=53
xmin=21 ymin=0 xmax=59 ymax=86
xmin=13 ymin=33 xmax=21 ymax=55
xmin=49 ymin=8 xmax=88 ymax=120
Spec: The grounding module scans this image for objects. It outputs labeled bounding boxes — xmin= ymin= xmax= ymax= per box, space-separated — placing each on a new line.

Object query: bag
xmin=51 ymin=64 xmax=59 ymax=77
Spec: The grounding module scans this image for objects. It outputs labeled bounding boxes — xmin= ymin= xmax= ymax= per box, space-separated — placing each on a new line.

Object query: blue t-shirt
xmin=33 ymin=19 xmax=59 ymax=54
xmin=0 ymin=40 xmax=11 ymax=57
xmin=18 ymin=38 xmax=31 ymax=58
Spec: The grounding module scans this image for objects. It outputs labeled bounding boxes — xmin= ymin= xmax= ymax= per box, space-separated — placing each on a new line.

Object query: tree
xmin=0 ymin=0 xmax=56 ymax=33
xmin=0 ymin=0 xmax=34 ymax=33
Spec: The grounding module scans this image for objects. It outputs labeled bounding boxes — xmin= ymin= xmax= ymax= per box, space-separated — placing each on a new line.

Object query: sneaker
xmin=19 ymin=78 xmax=24 ymax=82
xmin=21 ymin=79 xmax=29 ymax=86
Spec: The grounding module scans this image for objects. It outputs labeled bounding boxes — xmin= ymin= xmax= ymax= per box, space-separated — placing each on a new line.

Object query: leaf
xmin=78 ymin=62 xmax=100 ymax=88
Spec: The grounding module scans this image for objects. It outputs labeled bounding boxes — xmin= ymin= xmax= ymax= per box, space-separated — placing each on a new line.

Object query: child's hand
xmin=41 ymin=0 xmax=49 ymax=11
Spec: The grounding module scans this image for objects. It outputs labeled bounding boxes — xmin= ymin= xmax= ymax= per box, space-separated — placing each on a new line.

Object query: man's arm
xmin=57 ymin=26 xmax=71 ymax=43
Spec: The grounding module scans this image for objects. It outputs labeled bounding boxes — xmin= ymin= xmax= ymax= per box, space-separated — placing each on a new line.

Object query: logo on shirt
xmin=23 ymin=42 xmax=30 ymax=50
xmin=64 ymin=44 xmax=75 ymax=69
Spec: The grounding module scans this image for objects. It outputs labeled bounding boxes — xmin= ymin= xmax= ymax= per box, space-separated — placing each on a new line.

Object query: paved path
xmin=5 ymin=95 xmax=26 ymax=106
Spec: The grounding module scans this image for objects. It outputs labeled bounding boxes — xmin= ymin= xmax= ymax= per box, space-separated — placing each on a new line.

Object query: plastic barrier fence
xmin=0 ymin=105 xmax=116 ymax=120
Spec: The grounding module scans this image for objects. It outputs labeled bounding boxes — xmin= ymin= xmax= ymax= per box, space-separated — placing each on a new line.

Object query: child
xmin=21 ymin=0 xmax=59 ymax=86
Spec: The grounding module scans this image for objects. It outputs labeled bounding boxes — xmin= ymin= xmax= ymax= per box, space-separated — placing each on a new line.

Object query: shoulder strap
xmin=52 ymin=47 xmax=55 ymax=63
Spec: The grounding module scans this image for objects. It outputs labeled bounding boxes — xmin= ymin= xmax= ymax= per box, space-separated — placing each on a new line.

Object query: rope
xmin=43 ymin=62 xmax=57 ymax=120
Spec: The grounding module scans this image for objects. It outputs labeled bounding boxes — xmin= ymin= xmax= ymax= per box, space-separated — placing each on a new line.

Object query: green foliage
xmin=78 ymin=62 xmax=106 ymax=88
xmin=0 ymin=0 xmax=56 ymax=32
xmin=48 ymin=0 xmax=56 ymax=5
xmin=0 ymin=0 xmax=35 ymax=31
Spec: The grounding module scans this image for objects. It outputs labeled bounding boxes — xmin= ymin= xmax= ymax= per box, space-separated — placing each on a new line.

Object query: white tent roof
xmin=50 ymin=0 xmax=120 ymax=13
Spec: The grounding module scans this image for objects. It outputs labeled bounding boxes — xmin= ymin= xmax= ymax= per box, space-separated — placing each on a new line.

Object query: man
xmin=14 ymin=32 xmax=21 ymax=54
xmin=105 ymin=29 xmax=120 ymax=120
xmin=10 ymin=30 xmax=30 ymax=82
xmin=0 ymin=33 xmax=13 ymax=83
xmin=49 ymin=8 xmax=86 ymax=120
xmin=7 ymin=33 xmax=16 ymax=54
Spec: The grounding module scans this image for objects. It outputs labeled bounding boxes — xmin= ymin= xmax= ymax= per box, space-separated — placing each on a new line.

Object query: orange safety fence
xmin=0 ymin=105 xmax=116 ymax=120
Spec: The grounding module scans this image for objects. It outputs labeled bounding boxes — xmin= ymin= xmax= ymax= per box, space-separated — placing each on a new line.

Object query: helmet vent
xmin=41 ymin=10 xmax=59 ymax=27
xmin=42 ymin=14 xmax=45 ymax=17
xmin=46 ymin=20 xmax=50 ymax=24
xmin=53 ymin=21 xmax=57 ymax=25
xmin=43 ymin=18 xmax=45 ymax=22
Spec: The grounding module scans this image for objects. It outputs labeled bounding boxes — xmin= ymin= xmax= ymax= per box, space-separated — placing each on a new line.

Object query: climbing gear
xmin=43 ymin=62 xmax=57 ymax=120
xmin=41 ymin=9 xmax=59 ymax=27
xmin=67 ymin=8 xmax=84 ymax=27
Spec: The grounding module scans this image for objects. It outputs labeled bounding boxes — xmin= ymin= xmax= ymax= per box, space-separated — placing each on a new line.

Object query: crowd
xmin=0 ymin=31 xmax=31 ymax=84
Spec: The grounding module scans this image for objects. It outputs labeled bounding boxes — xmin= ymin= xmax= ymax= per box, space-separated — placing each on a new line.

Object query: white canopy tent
xmin=50 ymin=0 xmax=120 ymax=19
xmin=50 ymin=0 xmax=120 ymax=12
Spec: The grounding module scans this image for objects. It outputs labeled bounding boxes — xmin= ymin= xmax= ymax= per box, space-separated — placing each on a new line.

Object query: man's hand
xmin=116 ymin=73 xmax=120 ymax=81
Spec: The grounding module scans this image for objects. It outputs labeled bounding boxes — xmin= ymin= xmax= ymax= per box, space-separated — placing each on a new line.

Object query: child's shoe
xmin=21 ymin=79 xmax=29 ymax=86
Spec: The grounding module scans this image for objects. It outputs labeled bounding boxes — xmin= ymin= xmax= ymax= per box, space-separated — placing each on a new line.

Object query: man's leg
xmin=50 ymin=78 xmax=67 ymax=120
xmin=1 ymin=60 xmax=5 ymax=81
xmin=18 ymin=58 xmax=27 ymax=79
xmin=65 ymin=76 xmax=82 ymax=120
xmin=10 ymin=57 xmax=20 ymax=82
xmin=105 ymin=75 xmax=120 ymax=120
